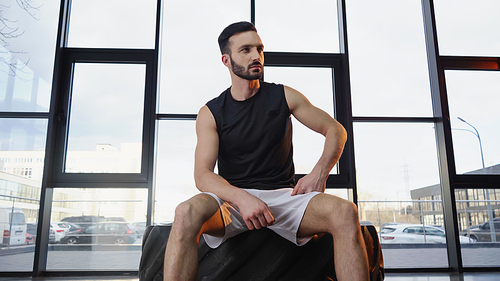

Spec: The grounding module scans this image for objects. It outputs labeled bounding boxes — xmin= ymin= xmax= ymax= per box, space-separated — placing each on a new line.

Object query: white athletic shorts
xmin=202 ymin=188 xmax=321 ymax=249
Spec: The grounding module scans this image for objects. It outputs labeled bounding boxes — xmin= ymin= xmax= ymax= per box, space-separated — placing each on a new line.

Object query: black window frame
xmin=1 ymin=0 xmax=498 ymax=278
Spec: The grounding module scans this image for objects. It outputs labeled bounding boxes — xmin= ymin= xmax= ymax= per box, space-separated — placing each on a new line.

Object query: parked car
xmin=26 ymin=232 xmax=34 ymax=245
xmin=66 ymin=223 xmax=82 ymax=232
xmin=26 ymin=222 xmax=37 ymax=238
xmin=60 ymin=222 xmax=137 ymax=245
xmin=27 ymin=222 xmax=56 ymax=244
xmin=60 ymin=215 xmax=105 ymax=231
xmin=462 ymin=218 xmax=500 ymax=243
xmin=48 ymin=228 xmax=56 ymax=244
xmin=105 ymin=217 xmax=127 ymax=222
xmin=51 ymin=222 xmax=71 ymax=243
xmin=132 ymin=222 xmax=147 ymax=238
xmin=380 ymin=224 xmax=471 ymax=244
xmin=0 ymin=207 xmax=27 ymax=246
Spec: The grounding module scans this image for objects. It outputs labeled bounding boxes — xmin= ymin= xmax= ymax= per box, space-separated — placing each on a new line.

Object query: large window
xmin=67 ymin=0 xmax=157 ymax=49
xmin=154 ymin=121 xmax=198 ymax=224
xmin=46 ymin=188 xmax=147 ymax=271
xmin=1 ymin=0 xmax=500 ymax=276
xmin=353 ymin=123 xmax=446 ymax=268
xmin=347 ymin=0 xmax=447 ymax=269
xmin=0 ymin=0 xmax=59 ymax=272
xmin=65 ymin=63 xmax=146 ymax=174
xmin=347 ymin=0 xmax=433 ymax=117
xmin=445 ymin=71 xmax=500 ymax=175
xmin=431 ymin=0 xmax=500 ymax=270
xmin=255 ymin=0 xmax=339 ymax=53
xmin=434 ymin=0 xmax=500 ymax=57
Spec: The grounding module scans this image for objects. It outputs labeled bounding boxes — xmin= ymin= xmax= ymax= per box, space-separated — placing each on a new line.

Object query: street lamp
xmin=457 ymin=117 xmax=496 ymax=242
xmin=457 ymin=117 xmax=485 ymax=170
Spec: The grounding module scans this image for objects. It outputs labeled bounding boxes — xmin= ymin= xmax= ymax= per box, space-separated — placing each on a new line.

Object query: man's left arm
xmin=285 ymin=86 xmax=347 ymax=195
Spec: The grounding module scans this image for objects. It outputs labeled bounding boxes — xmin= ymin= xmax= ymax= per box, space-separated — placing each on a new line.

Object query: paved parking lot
xmin=383 ymin=247 xmax=500 ymax=268
xmin=1 ymin=246 xmax=499 ymax=272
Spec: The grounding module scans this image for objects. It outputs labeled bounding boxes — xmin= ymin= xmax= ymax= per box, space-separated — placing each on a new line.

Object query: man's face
xmin=227 ymin=31 xmax=264 ymax=81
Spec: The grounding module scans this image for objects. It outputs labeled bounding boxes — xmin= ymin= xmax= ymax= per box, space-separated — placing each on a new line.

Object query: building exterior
xmin=411 ymin=164 xmax=500 ymax=230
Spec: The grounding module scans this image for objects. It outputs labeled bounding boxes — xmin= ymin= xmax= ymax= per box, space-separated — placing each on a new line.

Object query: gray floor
xmin=386 ymin=272 xmax=500 ymax=281
xmin=1 ymin=272 xmax=500 ymax=281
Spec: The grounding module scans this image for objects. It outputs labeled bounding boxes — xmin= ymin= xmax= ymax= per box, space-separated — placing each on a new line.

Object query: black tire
xmin=469 ymin=235 xmax=478 ymax=243
xmin=66 ymin=237 xmax=78 ymax=244
xmin=114 ymin=237 xmax=126 ymax=244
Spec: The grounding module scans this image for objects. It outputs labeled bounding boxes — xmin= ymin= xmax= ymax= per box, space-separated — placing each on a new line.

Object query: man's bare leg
xmin=298 ymin=194 xmax=369 ymax=281
xmin=164 ymin=193 xmax=224 ymax=281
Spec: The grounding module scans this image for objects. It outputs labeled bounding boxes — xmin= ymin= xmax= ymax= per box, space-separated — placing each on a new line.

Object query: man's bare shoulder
xmin=196 ymin=105 xmax=217 ymax=132
xmin=283 ymin=85 xmax=310 ymax=112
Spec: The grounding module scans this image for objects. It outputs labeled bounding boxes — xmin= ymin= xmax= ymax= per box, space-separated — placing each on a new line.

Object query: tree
xmin=0 ymin=0 xmax=41 ymax=77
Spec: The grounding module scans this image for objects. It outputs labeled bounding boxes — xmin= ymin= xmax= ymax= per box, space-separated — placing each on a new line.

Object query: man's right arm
xmin=194 ymin=105 xmax=275 ymax=230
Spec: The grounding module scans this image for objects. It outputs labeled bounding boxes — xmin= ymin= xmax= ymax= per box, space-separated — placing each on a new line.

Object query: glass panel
xmin=0 ymin=1 xmax=59 ymax=112
xmin=325 ymin=188 xmax=351 ymax=202
xmin=154 ymin=121 xmax=199 ymax=224
xmin=264 ymin=66 xmax=337 ymax=174
xmin=159 ymin=0 xmax=249 ymax=114
xmin=456 ymin=188 xmax=500 ymax=267
xmin=0 ymin=118 xmax=47 ymax=271
xmin=354 ymin=123 xmax=447 ymax=268
xmin=46 ymin=188 xmax=147 ymax=270
xmin=346 ymin=0 xmax=433 ymax=117
xmin=67 ymin=0 xmax=157 ymax=49
xmin=446 ymin=71 xmax=500 ymax=175
xmin=255 ymin=0 xmax=339 ymax=53
xmin=0 ymin=202 xmax=38 ymax=271
xmin=65 ymin=63 xmax=145 ymax=173
xmin=434 ymin=0 xmax=500 ymax=56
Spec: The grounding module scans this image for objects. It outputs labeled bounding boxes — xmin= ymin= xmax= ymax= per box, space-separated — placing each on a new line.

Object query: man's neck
xmin=230 ymin=78 xmax=261 ymax=101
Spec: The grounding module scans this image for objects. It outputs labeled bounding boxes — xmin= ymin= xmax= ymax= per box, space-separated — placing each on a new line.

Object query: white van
xmin=0 ymin=207 xmax=27 ymax=247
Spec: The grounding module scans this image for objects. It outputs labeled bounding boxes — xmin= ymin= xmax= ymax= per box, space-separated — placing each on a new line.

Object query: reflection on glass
xmin=354 ymin=123 xmax=446 ymax=268
xmin=67 ymin=0 xmax=157 ymax=48
xmin=347 ymin=0 xmax=433 ymax=117
xmin=154 ymin=121 xmax=198 ymax=224
xmin=0 ymin=118 xmax=46 ymax=271
xmin=65 ymin=63 xmax=145 ymax=173
xmin=446 ymin=71 xmax=500 ymax=175
xmin=159 ymin=0 xmax=249 ymax=113
xmin=0 ymin=1 xmax=59 ymax=112
xmin=434 ymin=0 xmax=500 ymax=56
xmin=0 ymin=203 xmax=38 ymax=272
xmin=255 ymin=0 xmax=339 ymax=53
xmin=264 ymin=66 xmax=337 ymax=174
xmin=456 ymin=189 xmax=500 ymax=267
xmin=47 ymin=188 xmax=147 ymax=270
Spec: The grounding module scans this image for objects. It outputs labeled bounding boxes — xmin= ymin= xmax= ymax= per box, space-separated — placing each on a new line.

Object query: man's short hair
xmin=218 ymin=21 xmax=258 ymax=55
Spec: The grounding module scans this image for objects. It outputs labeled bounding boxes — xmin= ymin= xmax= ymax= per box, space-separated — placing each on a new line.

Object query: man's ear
xmin=221 ymin=54 xmax=230 ymax=68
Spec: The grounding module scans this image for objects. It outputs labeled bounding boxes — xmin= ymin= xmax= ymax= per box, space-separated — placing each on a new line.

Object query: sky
xmin=1 ymin=0 xmax=499 ymax=222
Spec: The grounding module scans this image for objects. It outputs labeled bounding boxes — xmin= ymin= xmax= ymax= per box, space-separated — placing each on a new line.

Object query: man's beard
xmin=230 ymin=56 xmax=263 ymax=81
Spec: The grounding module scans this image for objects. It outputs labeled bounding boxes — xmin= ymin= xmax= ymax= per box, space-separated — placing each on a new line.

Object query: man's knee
xmin=329 ymin=200 xmax=360 ymax=236
xmin=172 ymin=200 xmax=204 ymax=234
xmin=172 ymin=194 xmax=220 ymax=236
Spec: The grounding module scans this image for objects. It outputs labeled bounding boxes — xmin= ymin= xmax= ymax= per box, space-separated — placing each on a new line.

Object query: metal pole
xmin=8 ymin=198 xmax=15 ymax=248
xmin=457 ymin=117 xmax=485 ymax=170
xmin=457 ymin=117 xmax=495 ymax=242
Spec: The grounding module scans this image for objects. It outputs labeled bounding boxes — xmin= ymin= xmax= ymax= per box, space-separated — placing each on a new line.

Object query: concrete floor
xmin=1 ymin=272 xmax=500 ymax=281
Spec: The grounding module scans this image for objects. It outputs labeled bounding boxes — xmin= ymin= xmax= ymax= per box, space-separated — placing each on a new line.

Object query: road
xmin=0 ymin=246 xmax=499 ymax=271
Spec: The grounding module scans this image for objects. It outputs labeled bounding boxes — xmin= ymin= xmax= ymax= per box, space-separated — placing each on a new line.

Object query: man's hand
xmin=291 ymin=170 xmax=327 ymax=196
xmin=235 ymin=190 xmax=275 ymax=230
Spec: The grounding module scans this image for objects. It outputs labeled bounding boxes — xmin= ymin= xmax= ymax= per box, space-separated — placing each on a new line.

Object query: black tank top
xmin=206 ymin=82 xmax=295 ymax=190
